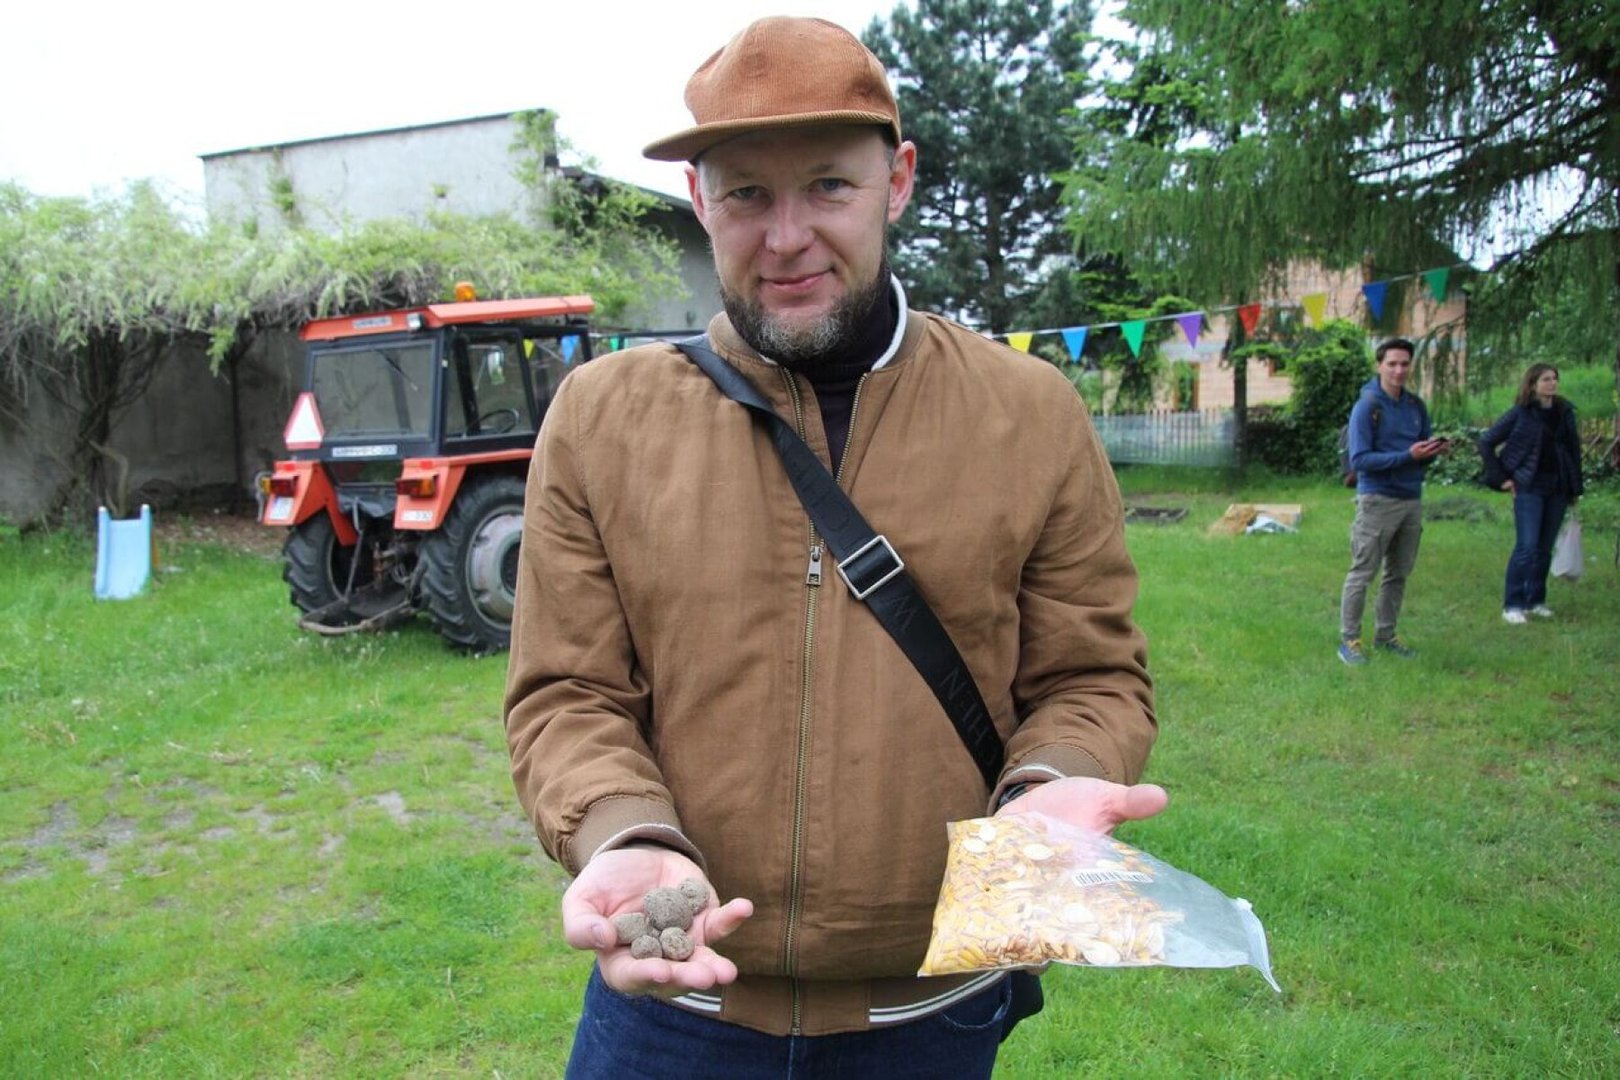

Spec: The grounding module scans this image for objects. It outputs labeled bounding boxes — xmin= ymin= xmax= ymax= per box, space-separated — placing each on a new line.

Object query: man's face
xmin=1377 ymin=348 xmax=1413 ymax=393
xmin=688 ymin=126 xmax=916 ymax=363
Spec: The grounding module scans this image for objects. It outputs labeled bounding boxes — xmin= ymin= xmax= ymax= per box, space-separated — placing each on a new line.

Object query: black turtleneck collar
xmin=776 ymin=279 xmax=900 ymax=473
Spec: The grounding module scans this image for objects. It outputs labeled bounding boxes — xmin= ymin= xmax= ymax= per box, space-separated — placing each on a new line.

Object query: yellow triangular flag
xmin=523 ymin=339 xmax=535 ymax=358
xmin=1008 ymin=332 xmax=1034 ymax=353
xmin=1301 ymin=293 xmax=1329 ymax=328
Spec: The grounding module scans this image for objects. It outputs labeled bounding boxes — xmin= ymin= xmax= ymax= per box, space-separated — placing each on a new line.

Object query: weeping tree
xmin=0 ymin=182 xmax=208 ymax=520
xmin=1 ymin=140 xmax=684 ymax=525
xmin=864 ymin=0 xmax=1093 ymax=334
xmin=1070 ymin=1 xmax=1619 ymax=452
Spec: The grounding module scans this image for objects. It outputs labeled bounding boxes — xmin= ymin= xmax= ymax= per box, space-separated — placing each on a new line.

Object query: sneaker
xmin=1503 ymin=608 xmax=1528 ymax=625
xmin=1337 ymin=638 xmax=1368 ymax=665
xmin=1374 ymin=636 xmax=1417 ymax=658
xmin=1530 ymin=605 xmax=1555 ymax=618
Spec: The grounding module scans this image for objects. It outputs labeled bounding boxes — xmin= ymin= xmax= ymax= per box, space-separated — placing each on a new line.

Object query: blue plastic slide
xmin=94 ymin=504 xmax=155 ymax=600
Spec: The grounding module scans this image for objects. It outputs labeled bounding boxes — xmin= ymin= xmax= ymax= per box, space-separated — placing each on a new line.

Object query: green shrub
xmin=1239 ymin=320 xmax=1374 ymax=476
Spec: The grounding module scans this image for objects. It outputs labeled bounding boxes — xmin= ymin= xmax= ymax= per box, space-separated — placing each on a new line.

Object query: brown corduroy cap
xmin=642 ymin=16 xmax=902 ymax=162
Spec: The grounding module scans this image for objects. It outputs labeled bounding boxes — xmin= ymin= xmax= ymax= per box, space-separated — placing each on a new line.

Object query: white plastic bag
xmin=1552 ymin=514 xmax=1583 ymax=581
xmin=919 ymin=811 xmax=1280 ymax=992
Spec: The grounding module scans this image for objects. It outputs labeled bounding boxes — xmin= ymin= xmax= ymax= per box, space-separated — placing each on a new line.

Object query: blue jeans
xmin=1504 ymin=490 xmax=1570 ymax=610
xmin=564 ymin=966 xmax=1010 ymax=1079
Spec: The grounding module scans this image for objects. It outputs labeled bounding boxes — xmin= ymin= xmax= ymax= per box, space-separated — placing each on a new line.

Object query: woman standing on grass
xmin=1478 ymin=363 xmax=1584 ymax=624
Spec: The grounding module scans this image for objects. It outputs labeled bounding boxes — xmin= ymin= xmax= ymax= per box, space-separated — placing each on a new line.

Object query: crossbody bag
xmin=675 ymin=337 xmax=1002 ymax=787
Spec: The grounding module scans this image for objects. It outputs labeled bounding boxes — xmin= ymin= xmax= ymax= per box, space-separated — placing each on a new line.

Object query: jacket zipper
xmin=781 ymin=368 xmax=867 ymax=1035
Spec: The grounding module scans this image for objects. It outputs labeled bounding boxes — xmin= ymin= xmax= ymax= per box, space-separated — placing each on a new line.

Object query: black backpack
xmin=1338 ymin=404 xmax=1379 ymax=487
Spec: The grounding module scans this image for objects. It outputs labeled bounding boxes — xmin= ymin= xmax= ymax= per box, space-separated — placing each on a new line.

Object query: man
xmin=504 ymin=17 xmax=1162 ymax=1077
xmin=1337 ymin=337 xmax=1450 ymax=664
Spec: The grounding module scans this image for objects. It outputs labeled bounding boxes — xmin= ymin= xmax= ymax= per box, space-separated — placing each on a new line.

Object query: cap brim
xmin=643 ymin=111 xmax=901 ymax=162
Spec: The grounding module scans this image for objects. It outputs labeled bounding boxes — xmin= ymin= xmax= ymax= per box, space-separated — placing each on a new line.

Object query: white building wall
xmin=203 ymin=113 xmax=534 ymax=232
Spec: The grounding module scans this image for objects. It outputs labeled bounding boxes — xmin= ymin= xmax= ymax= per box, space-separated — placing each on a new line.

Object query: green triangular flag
xmin=1422 ymin=267 xmax=1451 ymax=302
xmin=1121 ymin=320 xmax=1146 ymax=357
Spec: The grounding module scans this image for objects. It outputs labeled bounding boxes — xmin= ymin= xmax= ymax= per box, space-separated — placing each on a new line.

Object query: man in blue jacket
xmin=1337 ymin=338 xmax=1451 ymax=664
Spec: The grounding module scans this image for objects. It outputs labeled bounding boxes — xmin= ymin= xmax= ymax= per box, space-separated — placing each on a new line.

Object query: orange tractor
xmin=259 ymin=292 xmax=595 ymax=652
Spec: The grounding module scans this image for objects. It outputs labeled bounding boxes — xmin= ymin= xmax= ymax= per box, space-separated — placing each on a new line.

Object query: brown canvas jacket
xmin=504 ymin=308 xmax=1156 ymax=1036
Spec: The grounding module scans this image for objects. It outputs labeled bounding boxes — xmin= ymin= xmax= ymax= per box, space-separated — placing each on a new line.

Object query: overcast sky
xmin=1 ymin=1 xmax=904 ymax=206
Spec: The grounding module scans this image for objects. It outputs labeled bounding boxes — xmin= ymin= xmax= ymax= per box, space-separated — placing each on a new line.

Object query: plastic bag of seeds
xmin=919 ymin=811 xmax=1280 ymax=991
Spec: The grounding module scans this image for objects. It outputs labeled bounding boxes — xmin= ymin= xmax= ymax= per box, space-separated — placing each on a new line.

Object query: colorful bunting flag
xmin=561 ymin=334 xmax=578 ymax=364
xmin=1362 ymin=281 xmax=1388 ymax=321
xmin=1061 ymin=327 xmax=1088 ymax=362
xmin=979 ymin=261 xmax=1459 ymax=357
xmin=1176 ymin=312 xmax=1204 ymax=347
xmin=1422 ymin=267 xmax=1450 ymax=302
xmin=1121 ymin=320 xmax=1147 ymax=357
xmin=523 ymin=339 xmax=535 ymax=358
xmin=1238 ymin=303 xmax=1262 ymax=337
xmin=1301 ymin=293 xmax=1328 ymax=328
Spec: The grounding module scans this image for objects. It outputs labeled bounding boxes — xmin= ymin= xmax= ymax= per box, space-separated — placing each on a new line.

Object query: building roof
xmin=200 ymin=109 xmax=549 ymax=162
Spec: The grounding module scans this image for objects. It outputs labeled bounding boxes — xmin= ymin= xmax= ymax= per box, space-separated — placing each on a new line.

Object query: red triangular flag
xmin=1238 ymin=304 xmax=1262 ymax=337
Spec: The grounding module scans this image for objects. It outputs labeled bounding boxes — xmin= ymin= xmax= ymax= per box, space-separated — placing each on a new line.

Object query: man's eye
xmin=728 ymin=186 xmax=763 ymax=202
xmin=814 ymin=178 xmax=848 ymax=194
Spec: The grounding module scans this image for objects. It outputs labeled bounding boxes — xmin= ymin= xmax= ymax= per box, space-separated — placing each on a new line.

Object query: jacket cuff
xmin=987 ymin=757 xmax=1085 ymax=815
xmin=567 ymin=795 xmax=705 ymax=875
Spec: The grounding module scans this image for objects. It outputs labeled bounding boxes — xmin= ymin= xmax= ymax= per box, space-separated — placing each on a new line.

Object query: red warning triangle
xmin=283 ymin=392 xmax=325 ymax=450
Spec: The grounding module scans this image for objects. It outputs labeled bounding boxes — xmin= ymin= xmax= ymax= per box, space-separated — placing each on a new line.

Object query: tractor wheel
xmin=419 ymin=475 xmax=527 ymax=653
xmin=282 ymin=512 xmax=366 ymax=613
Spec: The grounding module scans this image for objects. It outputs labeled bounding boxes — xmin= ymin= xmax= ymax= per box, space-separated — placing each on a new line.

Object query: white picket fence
xmin=1091 ymin=409 xmax=1237 ymax=467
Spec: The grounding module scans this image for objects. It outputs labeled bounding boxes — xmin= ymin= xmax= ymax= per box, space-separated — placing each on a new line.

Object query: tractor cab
xmin=260 ymin=293 xmax=595 ymax=651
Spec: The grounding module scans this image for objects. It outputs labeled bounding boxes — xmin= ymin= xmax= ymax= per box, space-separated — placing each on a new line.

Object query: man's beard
xmin=720 ymin=261 xmax=891 ymax=371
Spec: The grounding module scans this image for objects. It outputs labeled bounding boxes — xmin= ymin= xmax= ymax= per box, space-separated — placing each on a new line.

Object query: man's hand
xmin=1411 ymin=438 xmax=1450 ymax=462
xmin=560 ymin=845 xmax=753 ymax=997
xmin=997 ymin=776 xmax=1168 ymax=833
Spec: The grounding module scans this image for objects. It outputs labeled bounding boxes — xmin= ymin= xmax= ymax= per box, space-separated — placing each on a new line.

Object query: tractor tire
xmin=282 ymin=513 xmax=363 ymax=613
xmin=419 ymin=475 xmax=527 ymax=653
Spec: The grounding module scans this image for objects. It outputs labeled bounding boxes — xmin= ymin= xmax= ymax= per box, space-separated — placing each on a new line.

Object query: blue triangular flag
xmin=1362 ymin=281 xmax=1388 ymax=321
xmin=560 ymin=334 xmax=578 ymax=364
xmin=1061 ymin=327 xmax=1089 ymax=362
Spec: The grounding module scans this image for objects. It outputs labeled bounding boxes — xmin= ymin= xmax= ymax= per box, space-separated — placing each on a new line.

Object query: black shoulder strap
xmin=675 ymin=337 xmax=1003 ymax=789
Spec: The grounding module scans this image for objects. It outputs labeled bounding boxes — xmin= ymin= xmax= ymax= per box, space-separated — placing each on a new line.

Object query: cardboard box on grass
xmin=1208 ymin=503 xmax=1304 ymax=536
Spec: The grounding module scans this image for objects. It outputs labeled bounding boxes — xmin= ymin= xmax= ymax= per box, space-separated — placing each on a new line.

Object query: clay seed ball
xmin=644 ymin=886 xmax=693 ymax=931
xmin=612 ymin=911 xmax=651 ymax=945
xmin=659 ymin=926 xmax=695 ymax=961
xmin=677 ymin=877 xmax=709 ymax=914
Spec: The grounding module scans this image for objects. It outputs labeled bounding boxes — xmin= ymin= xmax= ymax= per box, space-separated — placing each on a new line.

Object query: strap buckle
xmin=837 ymin=534 xmax=905 ymax=600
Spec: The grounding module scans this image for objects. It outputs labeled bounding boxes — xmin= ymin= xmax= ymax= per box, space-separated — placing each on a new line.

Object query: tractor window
xmin=309 ymin=343 xmax=437 ymax=440
xmin=444 ymin=341 xmax=535 ymax=439
xmin=526 ymin=334 xmax=584 ymax=415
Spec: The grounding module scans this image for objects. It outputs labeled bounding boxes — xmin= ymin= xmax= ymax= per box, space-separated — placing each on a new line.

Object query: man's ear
xmin=886 ymin=141 xmax=917 ymax=224
xmin=687 ymin=164 xmax=708 ymax=229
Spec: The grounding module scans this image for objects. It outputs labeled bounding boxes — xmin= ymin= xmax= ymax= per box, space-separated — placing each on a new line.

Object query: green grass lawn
xmin=3 ymin=479 xmax=1616 ymax=1078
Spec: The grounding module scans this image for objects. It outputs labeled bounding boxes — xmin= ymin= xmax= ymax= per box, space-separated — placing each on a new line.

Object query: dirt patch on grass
xmin=156 ymin=510 xmax=285 ymax=559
